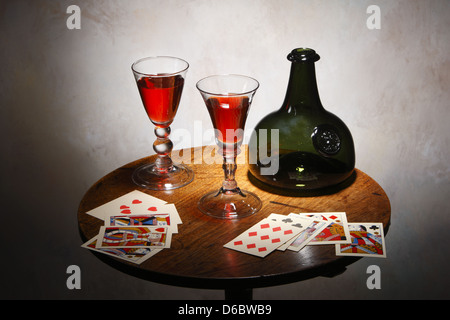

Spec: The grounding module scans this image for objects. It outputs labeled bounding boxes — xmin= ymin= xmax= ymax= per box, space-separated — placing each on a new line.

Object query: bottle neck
xmin=282 ymin=61 xmax=323 ymax=112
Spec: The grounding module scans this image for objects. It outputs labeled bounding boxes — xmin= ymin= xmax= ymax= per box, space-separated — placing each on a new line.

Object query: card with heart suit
xmin=266 ymin=213 xmax=319 ymax=251
xmin=299 ymin=212 xmax=351 ymax=245
xmin=86 ymin=190 xmax=169 ymax=222
xmin=82 ymin=190 xmax=180 ymax=264
xmin=335 ymin=222 xmax=387 ymax=258
xmin=82 ymin=234 xmax=162 ymax=264
xmin=223 ymin=218 xmax=303 ymax=258
xmin=96 ymin=226 xmax=171 ymax=249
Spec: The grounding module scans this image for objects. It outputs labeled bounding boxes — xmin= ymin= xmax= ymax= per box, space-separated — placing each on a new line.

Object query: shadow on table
xmin=247 ymin=169 xmax=357 ymax=197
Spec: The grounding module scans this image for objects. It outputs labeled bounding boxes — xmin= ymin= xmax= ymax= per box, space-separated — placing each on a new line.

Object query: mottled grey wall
xmin=1 ymin=0 xmax=449 ymax=299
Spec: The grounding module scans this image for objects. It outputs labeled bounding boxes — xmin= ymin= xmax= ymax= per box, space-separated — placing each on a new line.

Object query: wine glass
xmin=196 ymin=74 xmax=262 ymax=219
xmin=131 ymin=56 xmax=194 ymax=190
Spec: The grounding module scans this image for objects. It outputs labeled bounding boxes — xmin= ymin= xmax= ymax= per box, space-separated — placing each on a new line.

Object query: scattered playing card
xmin=108 ymin=213 xmax=179 ymax=233
xmin=96 ymin=226 xmax=171 ymax=249
xmin=82 ymin=234 xmax=161 ymax=264
xmin=86 ymin=190 xmax=168 ymax=221
xmin=108 ymin=214 xmax=171 ymax=227
xmin=82 ymin=190 xmax=180 ymax=264
xmin=267 ymin=213 xmax=318 ymax=251
xmin=83 ymin=191 xmax=387 ymax=263
xmin=158 ymin=203 xmax=182 ymax=225
xmin=286 ymin=213 xmax=329 ymax=252
xmin=224 ymin=218 xmax=303 ymax=258
xmin=336 ymin=223 xmax=387 ymax=258
xmin=299 ymin=212 xmax=351 ymax=245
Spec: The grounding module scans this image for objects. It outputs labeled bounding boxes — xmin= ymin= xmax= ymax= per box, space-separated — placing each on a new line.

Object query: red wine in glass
xmin=137 ymin=75 xmax=185 ymax=126
xmin=205 ymin=96 xmax=249 ymax=146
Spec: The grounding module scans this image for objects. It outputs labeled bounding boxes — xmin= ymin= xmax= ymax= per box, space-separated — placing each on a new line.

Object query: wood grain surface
xmin=78 ymin=146 xmax=391 ymax=290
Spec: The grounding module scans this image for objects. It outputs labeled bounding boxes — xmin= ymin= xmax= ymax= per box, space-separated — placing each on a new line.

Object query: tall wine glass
xmin=196 ymin=74 xmax=262 ymax=219
xmin=131 ymin=56 xmax=193 ymax=190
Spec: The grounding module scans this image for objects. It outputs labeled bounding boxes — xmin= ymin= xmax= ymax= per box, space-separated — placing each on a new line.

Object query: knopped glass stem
xmin=198 ymin=142 xmax=260 ymax=219
xmin=219 ymin=156 xmax=245 ymax=197
xmin=132 ymin=123 xmax=193 ymax=190
xmin=219 ymin=146 xmax=245 ymax=197
xmin=153 ymin=126 xmax=173 ymax=173
xmin=222 ymin=156 xmax=237 ymax=191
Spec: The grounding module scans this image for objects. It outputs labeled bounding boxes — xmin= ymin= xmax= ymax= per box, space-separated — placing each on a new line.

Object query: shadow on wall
xmin=0 ymin=3 xmax=111 ymax=298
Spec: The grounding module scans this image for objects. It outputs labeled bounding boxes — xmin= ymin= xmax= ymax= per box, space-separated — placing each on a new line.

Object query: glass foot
xmin=132 ymin=163 xmax=194 ymax=191
xmin=198 ymin=188 xmax=262 ymax=219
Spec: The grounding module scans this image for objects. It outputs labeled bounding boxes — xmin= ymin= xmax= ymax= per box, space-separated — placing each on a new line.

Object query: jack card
xmin=96 ymin=226 xmax=171 ymax=249
xmin=336 ymin=222 xmax=387 ymax=258
xmin=299 ymin=212 xmax=351 ymax=245
xmin=107 ymin=213 xmax=178 ymax=233
xmin=108 ymin=214 xmax=171 ymax=226
xmin=82 ymin=234 xmax=161 ymax=264
xmin=224 ymin=218 xmax=303 ymax=258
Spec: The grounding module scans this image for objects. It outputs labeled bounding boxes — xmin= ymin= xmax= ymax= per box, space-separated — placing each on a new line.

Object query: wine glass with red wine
xmin=196 ymin=74 xmax=261 ymax=219
xmin=131 ymin=56 xmax=193 ymax=190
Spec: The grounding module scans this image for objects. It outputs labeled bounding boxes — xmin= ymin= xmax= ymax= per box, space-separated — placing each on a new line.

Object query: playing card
xmin=299 ymin=212 xmax=351 ymax=245
xmin=86 ymin=190 xmax=168 ymax=221
xmin=158 ymin=203 xmax=182 ymax=225
xmin=267 ymin=213 xmax=318 ymax=251
xmin=223 ymin=218 xmax=302 ymax=258
xmin=82 ymin=234 xmax=161 ymax=264
xmin=82 ymin=190 xmax=181 ymax=263
xmin=108 ymin=214 xmax=170 ymax=226
xmin=336 ymin=223 xmax=387 ymax=258
xmin=108 ymin=213 xmax=178 ymax=233
xmin=96 ymin=226 xmax=171 ymax=249
xmin=286 ymin=213 xmax=329 ymax=251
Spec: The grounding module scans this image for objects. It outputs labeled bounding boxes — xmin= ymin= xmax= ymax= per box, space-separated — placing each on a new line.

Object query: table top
xmin=78 ymin=146 xmax=391 ymax=290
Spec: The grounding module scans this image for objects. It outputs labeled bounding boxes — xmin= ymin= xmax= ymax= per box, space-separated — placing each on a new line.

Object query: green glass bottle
xmin=248 ymin=48 xmax=355 ymax=192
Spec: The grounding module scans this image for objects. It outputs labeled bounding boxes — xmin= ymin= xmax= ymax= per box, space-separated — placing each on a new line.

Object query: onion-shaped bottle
xmin=248 ymin=48 xmax=355 ymax=192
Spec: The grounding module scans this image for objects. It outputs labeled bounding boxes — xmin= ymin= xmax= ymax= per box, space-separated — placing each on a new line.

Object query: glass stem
xmin=153 ymin=126 xmax=173 ymax=173
xmin=222 ymin=155 xmax=237 ymax=191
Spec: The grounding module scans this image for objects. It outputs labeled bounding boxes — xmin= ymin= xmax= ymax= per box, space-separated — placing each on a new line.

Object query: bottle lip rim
xmin=287 ymin=48 xmax=320 ymax=63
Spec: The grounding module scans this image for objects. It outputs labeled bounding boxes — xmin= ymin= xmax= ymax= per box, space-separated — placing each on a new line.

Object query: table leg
xmin=225 ymin=288 xmax=253 ymax=300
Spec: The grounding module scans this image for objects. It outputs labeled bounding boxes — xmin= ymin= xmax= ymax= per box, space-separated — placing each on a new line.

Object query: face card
xmin=96 ymin=226 xmax=171 ymax=249
xmin=81 ymin=234 xmax=162 ymax=264
xmin=286 ymin=213 xmax=329 ymax=252
xmin=86 ymin=190 xmax=168 ymax=221
xmin=109 ymin=214 xmax=170 ymax=226
xmin=267 ymin=213 xmax=318 ymax=251
xmin=107 ymin=213 xmax=178 ymax=233
xmin=299 ymin=212 xmax=351 ymax=245
xmin=223 ymin=218 xmax=302 ymax=258
xmin=336 ymin=223 xmax=387 ymax=258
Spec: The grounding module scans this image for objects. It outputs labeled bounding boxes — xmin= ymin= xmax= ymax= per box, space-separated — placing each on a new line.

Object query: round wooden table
xmin=78 ymin=146 xmax=391 ymax=300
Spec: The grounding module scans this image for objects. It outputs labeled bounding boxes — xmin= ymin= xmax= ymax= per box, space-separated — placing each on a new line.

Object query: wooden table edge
xmin=77 ymin=146 xmax=391 ymax=292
